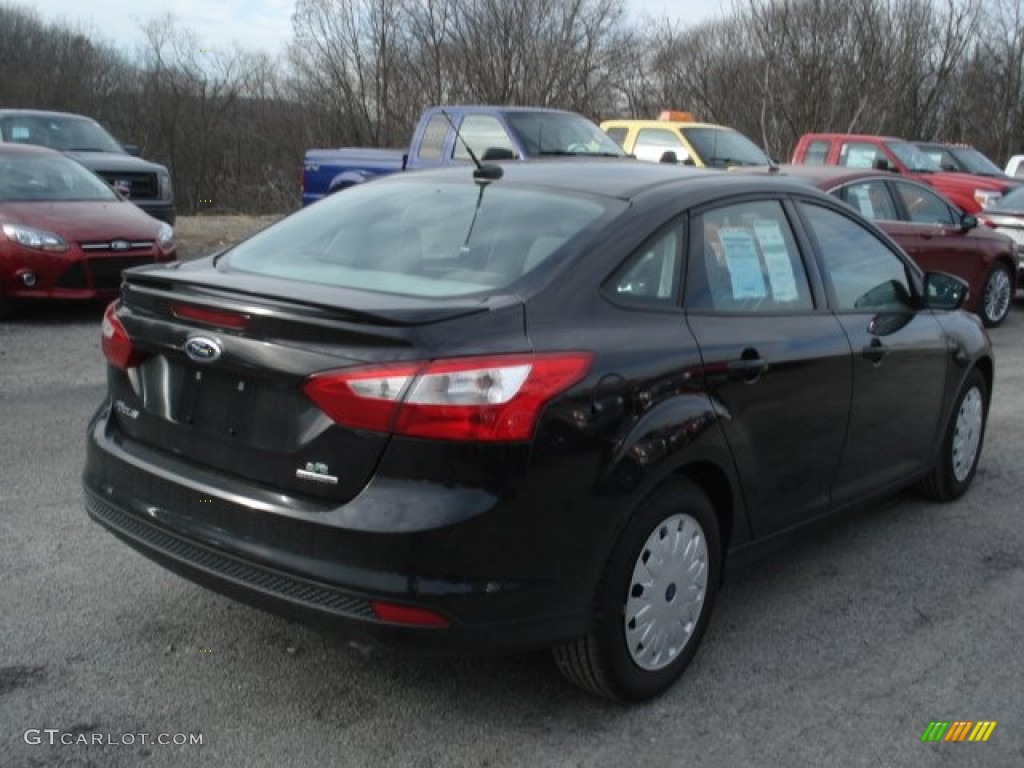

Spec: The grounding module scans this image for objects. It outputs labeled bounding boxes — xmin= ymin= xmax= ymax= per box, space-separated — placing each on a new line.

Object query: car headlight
xmin=157 ymin=222 xmax=175 ymax=249
xmin=973 ymin=189 xmax=1002 ymax=209
xmin=1 ymin=223 xmax=69 ymax=252
xmin=158 ymin=171 xmax=173 ymax=201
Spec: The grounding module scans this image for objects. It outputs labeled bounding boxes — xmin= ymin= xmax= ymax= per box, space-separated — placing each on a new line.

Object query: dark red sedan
xmin=0 ymin=144 xmax=176 ymax=318
xmin=774 ymin=165 xmax=1019 ymax=326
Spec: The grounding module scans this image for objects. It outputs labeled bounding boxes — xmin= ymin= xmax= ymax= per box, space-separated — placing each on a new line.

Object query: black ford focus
xmin=84 ymin=161 xmax=992 ymax=701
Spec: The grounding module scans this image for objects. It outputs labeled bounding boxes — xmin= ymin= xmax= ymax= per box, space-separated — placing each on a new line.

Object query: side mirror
xmin=923 ymin=271 xmax=969 ymax=311
xmin=959 ymin=213 xmax=978 ymax=232
xmin=122 ymin=143 xmax=140 ymax=157
xmin=872 ymin=157 xmax=897 ymax=173
xmin=659 ymin=150 xmax=679 ymax=165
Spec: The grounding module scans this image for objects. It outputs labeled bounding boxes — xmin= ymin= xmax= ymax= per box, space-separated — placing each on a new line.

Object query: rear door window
xmin=835 ymin=180 xmax=899 ymax=220
xmin=687 ymin=200 xmax=814 ymax=312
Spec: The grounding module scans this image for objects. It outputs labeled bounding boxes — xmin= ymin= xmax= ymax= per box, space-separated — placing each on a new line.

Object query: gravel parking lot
xmin=1 ymin=255 xmax=1022 ymax=766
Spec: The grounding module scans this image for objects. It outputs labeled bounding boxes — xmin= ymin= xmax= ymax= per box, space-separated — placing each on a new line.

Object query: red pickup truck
xmin=791 ymin=133 xmax=1019 ymax=214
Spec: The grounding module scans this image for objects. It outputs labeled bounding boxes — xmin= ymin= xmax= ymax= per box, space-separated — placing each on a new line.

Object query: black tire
xmin=553 ymin=478 xmax=721 ymax=702
xmin=979 ymin=263 xmax=1013 ymax=327
xmin=916 ymin=368 xmax=988 ymax=501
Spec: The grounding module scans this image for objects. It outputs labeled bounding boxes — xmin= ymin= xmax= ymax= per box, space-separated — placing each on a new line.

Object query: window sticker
xmin=12 ymin=126 xmax=29 ymax=140
xmin=718 ymin=228 xmax=765 ymax=299
xmin=753 ymin=220 xmax=799 ymax=301
xmin=850 ymin=186 xmax=875 ymax=218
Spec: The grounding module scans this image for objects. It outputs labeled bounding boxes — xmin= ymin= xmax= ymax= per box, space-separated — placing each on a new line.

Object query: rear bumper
xmin=82 ymin=404 xmax=603 ymax=654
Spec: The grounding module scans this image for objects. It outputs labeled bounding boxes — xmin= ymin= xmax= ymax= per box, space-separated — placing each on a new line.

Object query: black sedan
xmin=84 ymin=161 xmax=992 ymax=702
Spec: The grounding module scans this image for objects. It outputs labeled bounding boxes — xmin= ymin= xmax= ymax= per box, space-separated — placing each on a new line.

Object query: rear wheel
xmin=916 ymin=368 xmax=988 ymax=501
xmin=980 ymin=263 xmax=1013 ymax=327
xmin=553 ymin=479 xmax=720 ymax=701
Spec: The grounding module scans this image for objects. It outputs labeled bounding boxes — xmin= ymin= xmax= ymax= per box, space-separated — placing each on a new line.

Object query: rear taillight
xmin=303 ymin=353 xmax=592 ymax=442
xmin=101 ymin=303 xmax=148 ymax=370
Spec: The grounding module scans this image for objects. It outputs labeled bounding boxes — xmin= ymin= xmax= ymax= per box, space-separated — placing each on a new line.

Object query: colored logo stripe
xmin=944 ymin=721 xmax=973 ymax=741
xmin=969 ymin=722 xmax=997 ymax=742
xmin=921 ymin=720 xmax=997 ymax=743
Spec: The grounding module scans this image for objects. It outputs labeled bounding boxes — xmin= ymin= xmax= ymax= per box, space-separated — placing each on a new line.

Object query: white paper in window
xmin=718 ymin=228 xmax=765 ymax=299
xmin=753 ymin=220 xmax=799 ymax=302
xmin=850 ymin=186 xmax=875 ymax=218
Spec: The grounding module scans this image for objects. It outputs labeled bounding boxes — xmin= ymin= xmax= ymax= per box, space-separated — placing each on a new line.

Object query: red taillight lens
xmin=170 ymin=302 xmax=250 ymax=330
xmin=101 ymin=303 xmax=148 ymax=370
xmin=370 ymin=601 xmax=449 ymax=628
xmin=303 ymin=353 xmax=592 ymax=442
xmin=303 ymin=362 xmax=424 ymax=432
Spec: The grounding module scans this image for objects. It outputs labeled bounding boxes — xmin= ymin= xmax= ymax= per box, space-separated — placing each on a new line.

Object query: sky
xmin=34 ymin=0 xmax=736 ymax=58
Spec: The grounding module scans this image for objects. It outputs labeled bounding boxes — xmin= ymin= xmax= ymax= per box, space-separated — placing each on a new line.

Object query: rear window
xmin=225 ymin=177 xmax=619 ymax=297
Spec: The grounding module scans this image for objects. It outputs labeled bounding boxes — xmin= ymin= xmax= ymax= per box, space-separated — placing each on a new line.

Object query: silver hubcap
xmin=624 ymin=513 xmax=708 ymax=671
xmin=952 ymin=386 xmax=984 ymax=483
xmin=984 ymin=269 xmax=1011 ymax=323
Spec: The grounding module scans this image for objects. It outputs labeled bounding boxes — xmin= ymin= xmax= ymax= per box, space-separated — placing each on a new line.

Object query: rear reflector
xmin=171 ymin=301 xmax=250 ymax=330
xmin=370 ymin=601 xmax=449 ymax=628
xmin=101 ymin=302 xmax=148 ymax=370
xmin=304 ymin=353 xmax=592 ymax=442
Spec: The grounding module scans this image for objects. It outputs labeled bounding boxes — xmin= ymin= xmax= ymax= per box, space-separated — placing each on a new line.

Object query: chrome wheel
xmin=982 ymin=266 xmax=1012 ymax=326
xmin=624 ymin=513 xmax=708 ymax=671
xmin=952 ymin=386 xmax=984 ymax=483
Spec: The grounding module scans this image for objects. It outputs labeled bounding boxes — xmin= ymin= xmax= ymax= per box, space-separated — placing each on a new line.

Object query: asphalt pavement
xmin=2 ymin=299 xmax=1022 ymax=768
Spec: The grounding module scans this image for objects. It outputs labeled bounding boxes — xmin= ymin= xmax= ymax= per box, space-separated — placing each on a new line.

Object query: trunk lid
xmin=108 ymin=259 xmax=527 ymax=503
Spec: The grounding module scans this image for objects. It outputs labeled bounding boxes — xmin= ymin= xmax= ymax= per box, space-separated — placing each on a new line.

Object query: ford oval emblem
xmin=185 ymin=336 xmax=222 ymax=363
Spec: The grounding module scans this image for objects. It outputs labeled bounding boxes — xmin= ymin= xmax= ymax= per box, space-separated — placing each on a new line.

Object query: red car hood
xmin=0 ymin=200 xmax=164 ymax=242
xmin=920 ymin=171 xmax=1014 ymax=194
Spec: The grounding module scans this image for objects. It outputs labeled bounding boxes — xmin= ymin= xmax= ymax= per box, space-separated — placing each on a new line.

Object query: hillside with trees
xmin=1 ymin=0 xmax=1021 ymax=214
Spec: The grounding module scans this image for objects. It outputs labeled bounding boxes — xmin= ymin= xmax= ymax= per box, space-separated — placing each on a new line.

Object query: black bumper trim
xmin=85 ymin=491 xmax=375 ymax=620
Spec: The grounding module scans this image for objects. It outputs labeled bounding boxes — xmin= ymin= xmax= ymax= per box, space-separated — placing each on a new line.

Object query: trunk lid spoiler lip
xmin=123 ymin=261 xmax=521 ymax=327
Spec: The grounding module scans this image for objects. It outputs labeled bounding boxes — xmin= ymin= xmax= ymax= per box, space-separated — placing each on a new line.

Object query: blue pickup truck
xmin=301 ymin=105 xmax=626 ymax=206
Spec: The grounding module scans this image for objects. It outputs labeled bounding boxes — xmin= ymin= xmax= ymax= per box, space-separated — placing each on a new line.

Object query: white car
xmin=1006 ymin=154 xmax=1024 ymax=178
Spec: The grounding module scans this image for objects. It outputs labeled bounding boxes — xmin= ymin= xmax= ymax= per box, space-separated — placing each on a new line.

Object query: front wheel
xmin=979 ymin=263 xmax=1013 ymax=327
xmin=916 ymin=368 xmax=989 ymax=501
xmin=553 ymin=479 xmax=721 ymax=701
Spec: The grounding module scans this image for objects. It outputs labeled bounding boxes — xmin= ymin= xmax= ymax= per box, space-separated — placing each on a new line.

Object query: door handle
xmin=726 ymin=351 xmax=766 ymax=382
xmin=862 ymin=338 xmax=888 ymax=364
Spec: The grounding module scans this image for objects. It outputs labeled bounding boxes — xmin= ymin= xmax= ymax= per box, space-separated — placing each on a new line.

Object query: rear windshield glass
xmin=0 ymin=152 xmax=119 ymax=201
xmin=225 ymin=177 xmax=619 ymax=297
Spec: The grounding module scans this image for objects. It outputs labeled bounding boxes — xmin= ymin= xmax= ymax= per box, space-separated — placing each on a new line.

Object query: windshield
xmin=680 ymin=127 xmax=771 ymax=167
xmin=505 ymin=112 xmax=626 ymax=157
xmin=0 ymin=115 xmax=123 ymax=153
xmin=0 ymin=152 xmax=119 ymax=201
xmin=226 ymin=176 xmax=621 ymax=297
xmin=885 ymin=141 xmax=941 ymax=172
xmin=950 ymin=147 xmax=1004 ymax=176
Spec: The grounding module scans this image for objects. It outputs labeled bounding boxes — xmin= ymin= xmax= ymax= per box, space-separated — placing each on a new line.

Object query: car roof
xmin=393 ymin=159 xmax=827 ymax=202
xmin=600 ymin=119 xmax=731 ymax=131
xmin=0 ymin=142 xmax=63 ymax=158
xmin=800 ymin=133 xmax=902 ymax=142
xmin=0 ymin=108 xmax=95 ymax=120
xmin=761 ymin=165 xmax=889 ymax=187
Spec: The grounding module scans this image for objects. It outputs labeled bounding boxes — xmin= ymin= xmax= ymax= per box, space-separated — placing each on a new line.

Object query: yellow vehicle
xmin=601 ymin=111 xmax=772 ymax=168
